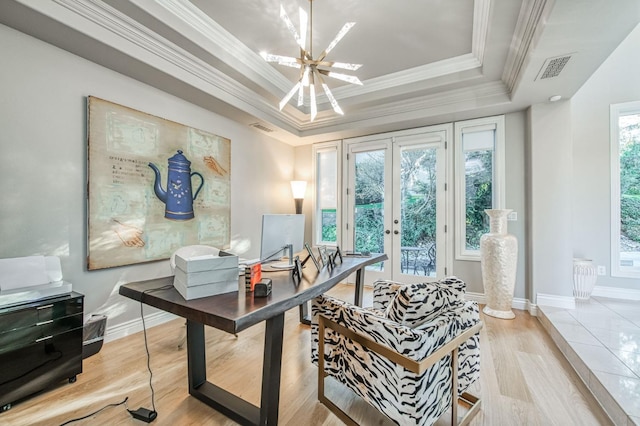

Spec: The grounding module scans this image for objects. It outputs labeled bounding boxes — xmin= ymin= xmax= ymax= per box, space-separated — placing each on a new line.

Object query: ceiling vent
xmin=249 ymin=123 xmax=274 ymax=133
xmin=536 ymin=54 xmax=572 ymax=80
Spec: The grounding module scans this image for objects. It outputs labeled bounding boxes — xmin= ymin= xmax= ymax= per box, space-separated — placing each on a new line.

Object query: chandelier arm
xmin=316 ymin=61 xmax=362 ymax=71
xmin=299 ymin=7 xmax=307 ymax=48
xmin=315 ymin=71 xmax=343 ymax=115
xmin=279 ymin=81 xmax=302 ymax=111
xmin=297 ymin=83 xmax=304 ymax=107
xmin=317 ymin=68 xmax=363 ymax=85
xmin=280 ymin=5 xmax=305 ymax=50
xmin=317 ymin=22 xmax=355 ymax=62
xmin=309 ymin=70 xmax=317 ymax=121
xmin=260 ymin=53 xmax=302 ymax=69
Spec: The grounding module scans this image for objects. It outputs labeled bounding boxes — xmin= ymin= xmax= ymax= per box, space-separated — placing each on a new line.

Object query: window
xmin=611 ymin=102 xmax=640 ymax=278
xmin=454 ymin=116 xmax=505 ymax=260
xmin=312 ymin=141 xmax=341 ymax=246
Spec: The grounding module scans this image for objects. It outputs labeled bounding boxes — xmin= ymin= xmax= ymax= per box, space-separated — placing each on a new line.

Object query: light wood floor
xmin=2 ymin=285 xmax=612 ymax=426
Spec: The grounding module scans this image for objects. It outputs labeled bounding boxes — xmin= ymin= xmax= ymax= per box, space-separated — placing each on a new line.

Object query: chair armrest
xmin=319 ymin=313 xmax=482 ymax=374
xmin=312 ymin=294 xmax=479 ymax=362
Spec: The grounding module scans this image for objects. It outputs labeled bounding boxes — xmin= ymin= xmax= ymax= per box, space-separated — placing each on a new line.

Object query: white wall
xmin=571 ymin=23 xmax=640 ymax=290
xmin=528 ymin=101 xmax=575 ymax=299
xmin=0 ymin=24 xmax=295 ymax=327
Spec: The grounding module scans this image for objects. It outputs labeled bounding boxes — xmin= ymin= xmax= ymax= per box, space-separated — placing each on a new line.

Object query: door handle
xmin=385 ymin=230 xmax=391 ymax=234
xmin=394 ymin=230 xmax=399 ymax=235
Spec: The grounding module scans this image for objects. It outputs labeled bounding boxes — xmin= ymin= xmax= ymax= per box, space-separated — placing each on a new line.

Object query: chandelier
xmin=260 ymin=0 xmax=362 ymax=121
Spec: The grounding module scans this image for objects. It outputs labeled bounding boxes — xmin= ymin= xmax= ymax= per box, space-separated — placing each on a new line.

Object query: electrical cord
xmin=58 ymin=284 xmax=172 ymax=425
xmin=126 ymin=284 xmax=174 ymax=422
xmin=58 ymin=397 xmax=129 ymax=425
xmin=137 ymin=287 xmax=165 ymax=414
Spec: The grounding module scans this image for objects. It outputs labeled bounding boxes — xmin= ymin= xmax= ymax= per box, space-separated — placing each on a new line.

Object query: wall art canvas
xmin=87 ymin=96 xmax=231 ymax=270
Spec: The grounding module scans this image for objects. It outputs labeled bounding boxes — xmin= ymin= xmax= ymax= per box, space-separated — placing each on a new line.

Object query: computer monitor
xmin=260 ymin=214 xmax=305 ymax=264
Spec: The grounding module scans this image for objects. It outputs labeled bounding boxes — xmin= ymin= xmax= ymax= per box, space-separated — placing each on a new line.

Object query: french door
xmin=344 ymin=128 xmax=448 ymax=284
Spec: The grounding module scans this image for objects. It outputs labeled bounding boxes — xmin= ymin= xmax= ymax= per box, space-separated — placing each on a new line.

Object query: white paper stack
xmin=172 ymin=253 xmax=239 ymax=300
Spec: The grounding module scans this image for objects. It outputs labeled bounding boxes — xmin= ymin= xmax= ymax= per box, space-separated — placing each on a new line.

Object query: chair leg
xmin=318 ymin=318 xmax=360 ymax=426
xmin=457 ymin=392 xmax=481 ymax=426
xmin=450 ymin=347 xmax=482 ymax=425
xmin=451 ymin=349 xmax=459 ymax=425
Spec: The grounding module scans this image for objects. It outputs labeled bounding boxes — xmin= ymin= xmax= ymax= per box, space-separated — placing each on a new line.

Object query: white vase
xmin=573 ymin=258 xmax=597 ymax=300
xmin=480 ymin=209 xmax=518 ymax=319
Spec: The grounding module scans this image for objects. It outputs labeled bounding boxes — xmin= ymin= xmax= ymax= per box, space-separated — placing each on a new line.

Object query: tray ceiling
xmin=1 ymin=0 xmax=639 ymax=145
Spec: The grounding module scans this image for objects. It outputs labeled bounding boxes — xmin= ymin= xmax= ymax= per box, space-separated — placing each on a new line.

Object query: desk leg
xmin=354 ymin=267 xmax=364 ymax=307
xmin=298 ymin=302 xmax=311 ymax=325
xmin=187 ymin=320 xmax=206 ymax=389
xmin=260 ymin=312 xmax=285 ymax=425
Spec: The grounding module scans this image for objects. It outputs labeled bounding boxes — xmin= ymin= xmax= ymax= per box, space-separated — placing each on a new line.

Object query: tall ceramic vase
xmin=480 ymin=209 xmax=518 ymax=319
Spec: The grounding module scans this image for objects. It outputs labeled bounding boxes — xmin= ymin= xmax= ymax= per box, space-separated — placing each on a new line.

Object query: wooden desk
xmin=119 ymin=253 xmax=386 ymax=426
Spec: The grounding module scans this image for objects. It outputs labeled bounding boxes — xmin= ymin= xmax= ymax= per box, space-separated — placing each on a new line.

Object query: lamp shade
xmin=290 ymin=181 xmax=307 ymax=199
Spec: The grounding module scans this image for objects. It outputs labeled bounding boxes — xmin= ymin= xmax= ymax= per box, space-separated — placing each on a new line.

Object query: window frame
xmin=454 ymin=115 xmax=506 ymax=261
xmin=610 ymin=101 xmax=640 ymax=278
xmin=312 ymin=140 xmax=342 ymax=248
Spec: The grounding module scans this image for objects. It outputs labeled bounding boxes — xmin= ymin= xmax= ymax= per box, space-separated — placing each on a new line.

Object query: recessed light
xmin=549 ymin=95 xmax=562 ymax=102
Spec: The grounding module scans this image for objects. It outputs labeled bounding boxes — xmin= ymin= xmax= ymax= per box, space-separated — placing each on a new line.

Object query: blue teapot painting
xmin=149 ymin=150 xmax=204 ymax=220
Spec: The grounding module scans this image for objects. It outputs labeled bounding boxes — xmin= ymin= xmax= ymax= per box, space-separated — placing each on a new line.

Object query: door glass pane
xmin=400 ymin=146 xmax=437 ymax=277
xmin=354 ymin=150 xmax=385 ymax=269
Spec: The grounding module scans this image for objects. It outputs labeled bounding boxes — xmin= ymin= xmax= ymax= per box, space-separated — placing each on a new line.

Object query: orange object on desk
xmin=245 ymin=263 xmax=262 ymax=292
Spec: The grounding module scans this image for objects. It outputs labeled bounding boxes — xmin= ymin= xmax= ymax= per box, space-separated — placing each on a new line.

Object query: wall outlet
xmin=597 ymin=265 xmax=606 ymax=276
xmin=507 ymin=211 xmax=517 ymax=221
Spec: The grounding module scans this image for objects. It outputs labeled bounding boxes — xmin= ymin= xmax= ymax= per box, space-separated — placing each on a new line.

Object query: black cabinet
xmin=0 ymin=292 xmax=83 ymax=412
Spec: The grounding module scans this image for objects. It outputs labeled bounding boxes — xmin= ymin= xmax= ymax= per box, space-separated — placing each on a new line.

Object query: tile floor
xmin=538 ymin=297 xmax=640 ymax=426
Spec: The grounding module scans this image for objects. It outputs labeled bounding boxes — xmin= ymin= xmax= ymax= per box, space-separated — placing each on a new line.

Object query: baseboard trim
xmin=466 ymin=292 xmax=536 ymax=315
xmin=104 ymin=311 xmax=178 ymax=343
xmin=591 ymin=285 xmax=640 ymax=300
xmin=536 ymin=293 xmax=576 ymax=310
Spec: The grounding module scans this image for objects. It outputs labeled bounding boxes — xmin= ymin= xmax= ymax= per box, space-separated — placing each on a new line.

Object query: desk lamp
xmin=291 ymin=181 xmax=307 ymax=214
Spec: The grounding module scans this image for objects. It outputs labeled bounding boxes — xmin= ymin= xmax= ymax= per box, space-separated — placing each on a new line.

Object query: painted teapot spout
xmin=148 ymin=162 xmax=167 ymax=204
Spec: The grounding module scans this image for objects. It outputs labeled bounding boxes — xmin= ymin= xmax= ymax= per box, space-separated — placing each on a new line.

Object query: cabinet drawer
xmin=0 ymin=327 xmax=83 ymax=407
xmin=0 ymin=313 xmax=83 ymax=354
xmin=0 ymin=294 xmax=83 ymax=334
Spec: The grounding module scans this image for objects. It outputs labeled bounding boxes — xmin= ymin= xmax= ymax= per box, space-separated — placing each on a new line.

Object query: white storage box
xmin=174 ymin=266 xmax=239 ymax=287
xmin=174 ymin=253 xmax=238 ymax=273
xmin=173 ymin=274 xmax=239 ymax=300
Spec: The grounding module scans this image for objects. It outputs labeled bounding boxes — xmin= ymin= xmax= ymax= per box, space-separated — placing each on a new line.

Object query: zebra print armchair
xmin=311 ymin=277 xmax=482 ymax=426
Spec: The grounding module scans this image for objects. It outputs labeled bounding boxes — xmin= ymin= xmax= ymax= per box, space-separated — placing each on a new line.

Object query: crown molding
xmin=472 ymin=0 xmax=491 ymax=63
xmin=502 ymin=0 xmax=552 ymax=93
xmin=296 ymin=81 xmax=511 ymax=135
xmin=335 ymin=53 xmax=483 ymax=100
xmin=50 ymin=0 xmax=300 ymax=130
xmin=149 ymin=0 xmax=292 ymax=94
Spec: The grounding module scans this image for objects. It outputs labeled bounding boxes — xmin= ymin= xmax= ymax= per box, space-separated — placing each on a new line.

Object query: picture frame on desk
xmin=318 ymin=246 xmax=329 ymax=266
xmin=332 ymin=246 xmax=343 ymax=264
xmin=303 ymin=243 xmax=322 ymax=272
xmin=291 ymin=256 xmax=303 ymax=282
